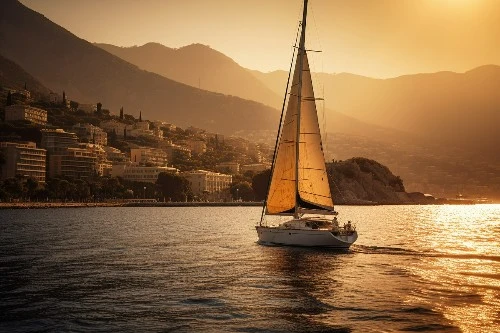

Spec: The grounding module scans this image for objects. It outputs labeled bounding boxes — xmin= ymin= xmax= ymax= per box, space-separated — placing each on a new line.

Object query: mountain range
xmin=251 ymin=68 xmax=500 ymax=160
xmin=0 ymin=0 xmax=278 ymax=135
xmin=95 ymin=41 xmax=500 ymax=162
xmin=94 ymin=42 xmax=418 ymax=146
xmin=95 ymin=42 xmax=281 ymax=109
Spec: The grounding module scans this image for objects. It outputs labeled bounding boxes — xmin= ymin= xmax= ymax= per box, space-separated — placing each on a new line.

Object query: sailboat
xmin=256 ymin=0 xmax=358 ymax=248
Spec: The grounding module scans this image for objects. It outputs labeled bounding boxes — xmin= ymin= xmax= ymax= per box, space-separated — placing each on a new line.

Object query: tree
xmin=96 ymin=102 xmax=102 ymax=114
xmin=6 ymin=91 xmax=12 ymax=106
xmin=101 ymin=177 xmax=123 ymax=199
xmin=230 ymin=181 xmax=255 ymax=201
xmin=108 ymin=129 xmax=117 ymax=145
xmin=58 ymin=179 xmax=71 ymax=201
xmin=252 ymin=169 xmax=271 ymax=201
xmin=46 ymin=178 xmax=61 ymax=199
xmin=74 ymin=179 xmax=90 ymax=201
xmin=156 ymin=172 xmax=192 ymax=202
xmin=119 ymin=107 xmax=124 ymax=119
xmin=69 ymin=100 xmax=79 ymax=111
xmin=1 ymin=177 xmax=23 ymax=200
xmin=24 ymin=177 xmax=39 ymax=201
xmin=124 ymin=114 xmax=135 ymax=122
xmin=62 ymin=91 xmax=66 ymax=106
xmin=0 ymin=150 xmax=5 ymax=167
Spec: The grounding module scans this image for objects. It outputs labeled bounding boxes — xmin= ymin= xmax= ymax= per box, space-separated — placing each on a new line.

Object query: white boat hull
xmin=255 ymin=225 xmax=357 ymax=248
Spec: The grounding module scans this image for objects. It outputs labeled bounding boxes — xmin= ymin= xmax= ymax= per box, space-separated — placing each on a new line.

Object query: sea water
xmin=1 ymin=205 xmax=499 ymax=332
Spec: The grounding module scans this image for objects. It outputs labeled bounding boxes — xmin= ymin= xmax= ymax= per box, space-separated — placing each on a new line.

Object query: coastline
xmin=0 ymin=200 xmax=495 ymax=210
xmin=0 ymin=201 xmax=264 ymax=210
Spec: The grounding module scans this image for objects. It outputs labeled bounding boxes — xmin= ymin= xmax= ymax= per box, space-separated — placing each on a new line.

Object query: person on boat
xmin=333 ymin=216 xmax=339 ymax=228
xmin=346 ymin=221 xmax=352 ymax=231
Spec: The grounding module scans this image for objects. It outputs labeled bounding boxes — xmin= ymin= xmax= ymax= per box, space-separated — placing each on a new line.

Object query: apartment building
xmin=72 ymin=123 xmax=108 ymax=146
xmin=41 ymin=129 xmax=79 ymax=153
xmin=5 ymin=105 xmax=47 ymax=126
xmin=0 ymin=141 xmax=46 ymax=183
xmin=130 ymin=147 xmax=169 ymax=167
xmin=48 ymin=147 xmax=97 ymax=179
xmin=182 ymin=170 xmax=232 ymax=198
xmin=111 ymin=164 xmax=178 ymax=183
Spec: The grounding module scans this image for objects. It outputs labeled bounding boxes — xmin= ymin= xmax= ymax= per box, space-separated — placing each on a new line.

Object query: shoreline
xmin=0 ymin=201 xmax=264 ymax=210
xmin=0 ymin=200 xmax=496 ymax=210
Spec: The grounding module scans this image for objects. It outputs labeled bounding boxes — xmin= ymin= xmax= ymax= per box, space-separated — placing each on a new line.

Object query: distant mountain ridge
xmin=96 ymin=39 xmax=500 ymax=161
xmin=250 ymin=67 xmax=500 ymax=160
xmin=0 ymin=0 xmax=279 ymax=135
xmin=95 ymin=42 xmax=281 ymax=108
xmin=96 ymin=43 xmax=418 ymax=146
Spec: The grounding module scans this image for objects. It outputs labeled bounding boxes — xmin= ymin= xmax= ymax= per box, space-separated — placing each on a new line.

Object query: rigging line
xmin=259 ymin=21 xmax=302 ymax=227
xmin=309 ymin=1 xmax=327 ymax=152
xmin=331 ymin=178 xmax=347 ymax=203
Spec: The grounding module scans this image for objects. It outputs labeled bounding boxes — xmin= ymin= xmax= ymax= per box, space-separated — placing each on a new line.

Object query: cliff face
xmin=327 ymin=158 xmax=413 ymax=204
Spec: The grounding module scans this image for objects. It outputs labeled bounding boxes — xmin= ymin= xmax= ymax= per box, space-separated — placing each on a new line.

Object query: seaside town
xmin=3 ymin=85 xmax=498 ymax=207
xmin=0 ymin=87 xmax=274 ymax=204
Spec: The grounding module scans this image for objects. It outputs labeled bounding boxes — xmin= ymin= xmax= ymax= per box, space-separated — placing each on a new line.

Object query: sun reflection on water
xmin=408 ymin=204 xmax=500 ymax=333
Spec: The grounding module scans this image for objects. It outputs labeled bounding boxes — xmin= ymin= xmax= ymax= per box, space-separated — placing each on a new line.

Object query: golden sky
xmin=20 ymin=0 xmax=500 ymax=78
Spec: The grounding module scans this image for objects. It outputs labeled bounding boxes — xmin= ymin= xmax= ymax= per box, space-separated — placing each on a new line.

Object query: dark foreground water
xmin=1 ymin=205 xmax=499 ymax=333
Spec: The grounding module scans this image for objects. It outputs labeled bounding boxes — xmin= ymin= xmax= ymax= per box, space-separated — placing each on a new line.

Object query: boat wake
xmin=353 ymin=245 xmax=500 ymax=263
xmin=352 ymin=244 xmax=419 ymax=256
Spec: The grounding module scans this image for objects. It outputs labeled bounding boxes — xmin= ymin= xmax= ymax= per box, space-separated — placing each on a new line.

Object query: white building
xmin=78 ymin=104 xmax=97 ymax=114
xmin=184 ymin=139 xmax=207 ymax=154
xmin=0 ymin=141 xmax=46 ymax=183
xmin=103 ymin=146 xmax=127 ymax=163
xmin=152 ymin=121 xmax=176 ymax=131
xmin=41 ymin=129 xmax=79 ymax=153
xmin=111 ymin=163 xmax=178 ymax=183
xmin=216 ymin=162 xmax=240 ymax=175
xmin=100 ymin=120 xmax=127 ymax=137
xmin=48 ymin=147 xmax=97 ymax=179
xmin=72 ymin=123 xmax=108 ymax=146
xmin=127 ymin=127 xmax=155 ymax=138
xmin=128 ymin=121 xmax=164 ymax=140
xmin=159 ymin=141 xmax=191 ymax=161
xmin=130 ymin=147 xmax=169 ymax=166
xmin=182 ymin=170 xmax=232 ymax=200
xmin=78 ymin=143 xmax=113 ymax=176
xmin=135 ymin=121 xmax=149 ymax=130
xmin=5 ymin=105 xmax=47 ymax=126
xmin=240 ymin=163 xmax=271 ymax=174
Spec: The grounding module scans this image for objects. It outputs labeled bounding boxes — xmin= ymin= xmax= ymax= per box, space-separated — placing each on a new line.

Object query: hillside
xmin=95 ymin=43 xmax=281 ymax=108
xmin=0 ymin=0 xmax=279 ymax=135
xmin=0 ymin=54 xmax=51 ymax=98
xmin=327 ymin=158 xmax=410 ymax=204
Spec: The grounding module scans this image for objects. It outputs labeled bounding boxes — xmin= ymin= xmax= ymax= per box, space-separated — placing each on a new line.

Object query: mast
xmin=294 ymin=0 xmax=308 ymax=218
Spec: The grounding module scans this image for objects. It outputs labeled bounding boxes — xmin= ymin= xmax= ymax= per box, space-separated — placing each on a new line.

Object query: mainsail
xmin=266 ymin=41 xmax=334 ymax=216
